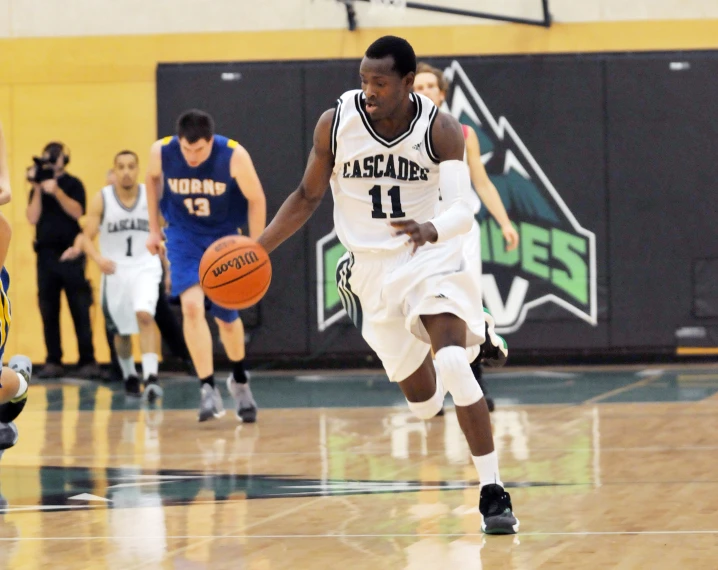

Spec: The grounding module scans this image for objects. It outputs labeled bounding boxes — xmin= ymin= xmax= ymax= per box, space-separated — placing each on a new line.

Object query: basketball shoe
xmin=0 ymin=422 xmax=18 ymax=450
xmin=0 ymin=356 xmax=32 ymax=424
xmin=480 ymin=309 xmax=508 ymax=368
xmin=143 ymin=375 xmax=163 ymax=405
xmin=226 ymin=374 xmax=258 ymax=423
xmin=479 ymin=483 xmax=520 ymax=535
xmin=198 ymin=383 xmax=225 ymax=422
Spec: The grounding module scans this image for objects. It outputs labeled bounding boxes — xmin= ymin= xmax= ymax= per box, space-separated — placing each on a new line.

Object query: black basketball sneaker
xmin=480 ymin=483 xmax=520 ymax=535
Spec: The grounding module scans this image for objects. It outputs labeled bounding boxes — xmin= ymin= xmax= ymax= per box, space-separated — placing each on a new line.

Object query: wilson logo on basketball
xmin=212 ymin=251 xmax=260 ymax=278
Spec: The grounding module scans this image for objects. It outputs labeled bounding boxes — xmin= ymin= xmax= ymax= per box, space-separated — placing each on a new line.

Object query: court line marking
xmin=582 ymin=373 xmax=664 ymax=405
xmin=3 ymin=530 xmax=718 ymax=541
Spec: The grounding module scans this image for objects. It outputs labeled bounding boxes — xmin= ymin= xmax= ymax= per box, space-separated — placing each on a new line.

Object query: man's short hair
xmin=365 ymin=36 xmax=417 ymax=78
xmin=114 ymin=150 xmax=138 ymax=164
xmin=176 ymin=109 xmax=215 ymax=143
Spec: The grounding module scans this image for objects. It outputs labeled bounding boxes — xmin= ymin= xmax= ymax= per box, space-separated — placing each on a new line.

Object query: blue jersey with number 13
xmin=160 ymin=134 xmax=248 ymax=236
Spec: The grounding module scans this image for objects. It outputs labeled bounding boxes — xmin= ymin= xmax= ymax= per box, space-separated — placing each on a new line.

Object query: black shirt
xmin=31 ymin=173 xmax=86 ymax=253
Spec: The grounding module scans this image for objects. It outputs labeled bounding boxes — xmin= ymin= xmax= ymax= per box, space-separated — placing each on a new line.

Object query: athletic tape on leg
xmin=435 ymin=346 xmax=483 ymax=407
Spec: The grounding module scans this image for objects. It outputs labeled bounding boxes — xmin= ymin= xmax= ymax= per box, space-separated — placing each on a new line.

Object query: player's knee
xmin=181 ymin=299 xmax=204 ymax=321
xmin=406 ymin=374 xmax=445 ymax=420
xmin=435 ymin=346 xmax=483 ymax=407
xmin=136 ymin=311 xmax=153 ymax=327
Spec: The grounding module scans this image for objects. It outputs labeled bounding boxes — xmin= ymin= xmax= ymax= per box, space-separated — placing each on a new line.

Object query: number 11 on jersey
xmin=369 ymin=185 xmax=405 ymax=219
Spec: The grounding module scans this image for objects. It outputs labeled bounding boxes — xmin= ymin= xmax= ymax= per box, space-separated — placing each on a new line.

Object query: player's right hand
xmin=98 ymin=257 xmax=116 ymax=275
xmin=146 ymin=231 xmax=163 ymax=255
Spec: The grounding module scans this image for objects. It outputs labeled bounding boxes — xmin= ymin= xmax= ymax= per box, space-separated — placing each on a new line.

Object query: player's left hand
xmin=390 ymin=220 xmax=438 ymax=254
xmin=501 ymin=222 xmax=520 ymax=252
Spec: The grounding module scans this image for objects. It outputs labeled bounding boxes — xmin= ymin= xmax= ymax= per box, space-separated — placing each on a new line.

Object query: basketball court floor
xmin=2 ymin=363 xmax=718 ymax=568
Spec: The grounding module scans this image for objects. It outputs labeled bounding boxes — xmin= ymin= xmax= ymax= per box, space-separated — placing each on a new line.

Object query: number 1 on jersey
xmin=126 ymin=236 xmax=132 ymax=257
xmin=369 ymin=185 xmax=405 ymax=219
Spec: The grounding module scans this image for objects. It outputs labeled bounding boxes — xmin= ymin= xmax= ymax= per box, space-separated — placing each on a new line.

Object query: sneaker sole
xmin=238 ymin=407 xmax=257 ymax=423
xmin=482 ymin=518 xmax=520 ymax=535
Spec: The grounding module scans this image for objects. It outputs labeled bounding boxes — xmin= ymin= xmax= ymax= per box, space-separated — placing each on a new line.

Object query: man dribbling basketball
xmin=257 ymin=36 xmax=519 ymax=534
xmin=145 ymin=110 xmax=267 ymax=423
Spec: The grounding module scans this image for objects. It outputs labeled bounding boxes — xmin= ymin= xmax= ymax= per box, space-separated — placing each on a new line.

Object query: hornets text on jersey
xmin=160 ymin=135 xmax=248 ymax=236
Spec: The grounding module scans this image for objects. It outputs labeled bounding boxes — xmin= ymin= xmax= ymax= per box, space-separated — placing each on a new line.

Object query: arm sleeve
xmin=429 ymin=160 xmax=474 ymax=243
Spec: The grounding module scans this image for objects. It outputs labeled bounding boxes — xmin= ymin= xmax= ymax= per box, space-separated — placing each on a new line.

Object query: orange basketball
xmin=199 ymin=235 xmax=272 ymax=310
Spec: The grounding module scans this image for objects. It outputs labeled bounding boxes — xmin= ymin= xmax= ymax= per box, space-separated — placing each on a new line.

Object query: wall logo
xmin=316 ymin=61 xmax=597 ymax=334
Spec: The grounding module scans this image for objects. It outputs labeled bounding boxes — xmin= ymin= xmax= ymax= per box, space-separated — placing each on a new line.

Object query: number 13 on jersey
xmin=184 ymin=197 xmax=211 ymax=217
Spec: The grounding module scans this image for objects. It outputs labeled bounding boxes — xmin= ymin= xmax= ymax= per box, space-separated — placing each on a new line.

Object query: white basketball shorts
xmin=101 ymin=262 xmax=162 ymax=336
xmin=336 ymin=238 xmax=485 ymax=383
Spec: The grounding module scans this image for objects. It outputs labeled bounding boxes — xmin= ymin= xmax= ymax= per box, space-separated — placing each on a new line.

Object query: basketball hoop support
xmin=340 ymin=0 xmax=551 ymax=31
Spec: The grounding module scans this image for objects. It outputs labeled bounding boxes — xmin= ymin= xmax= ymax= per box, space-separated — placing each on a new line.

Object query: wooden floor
xmin=2 ymin=365 xmax=718 ymax=568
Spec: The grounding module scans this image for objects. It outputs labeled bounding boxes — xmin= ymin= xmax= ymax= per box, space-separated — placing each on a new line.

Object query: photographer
xmin=26 ymin=142 xmax=100 ymax=379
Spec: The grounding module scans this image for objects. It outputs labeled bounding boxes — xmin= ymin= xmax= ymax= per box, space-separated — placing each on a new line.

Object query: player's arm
xmin=391 ymin=111 xmax=474 ymax=252
xmin=230 ymin=145 xmax=266 ymax=239
xmin=0 ymin=121 xmax=10 ymax=206
xmin=465 ymin=126 xmax=519 ymax=251
xmin=145 ymin=140 xmax=164 ymax=255
xmin=257 ymin=109 xmax=335 ymax=255
xmin=60 ymin=193 xmax=115 ymax=272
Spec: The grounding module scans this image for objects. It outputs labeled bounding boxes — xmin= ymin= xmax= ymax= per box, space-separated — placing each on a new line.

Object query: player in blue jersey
xmin=145 ymin=110 xmax=267 ymax=423
xmin=0 ymin=120 xmax=34 ymax=451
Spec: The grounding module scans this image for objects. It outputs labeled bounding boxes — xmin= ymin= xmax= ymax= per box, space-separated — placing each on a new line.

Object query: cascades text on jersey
xmin=342 ymin=154 xmax=429 ymax=182
xmin=106 ymin=218 xmax=150 ymax=233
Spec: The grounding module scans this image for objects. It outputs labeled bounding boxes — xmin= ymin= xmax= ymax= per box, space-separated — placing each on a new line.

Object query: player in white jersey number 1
xmin=62 ymin=150 xmax=163 ymax=401
xmin=257 ymin=36 xmax=519 ymax=534
xmin=414 ymin=62 xmax=520 ymax=414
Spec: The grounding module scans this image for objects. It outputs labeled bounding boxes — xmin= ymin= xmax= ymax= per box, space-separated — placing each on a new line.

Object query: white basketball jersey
xmin=330 ymin=90 xmax=444 ymax=253
xmin=99 ymin=184 xmax=160 ymax=269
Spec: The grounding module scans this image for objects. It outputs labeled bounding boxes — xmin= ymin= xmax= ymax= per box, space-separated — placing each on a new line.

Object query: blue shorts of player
xmin=0 ymin=267 xmax=11 ymax=384
xmin=165 ymin=228 xmax=239 ymax=323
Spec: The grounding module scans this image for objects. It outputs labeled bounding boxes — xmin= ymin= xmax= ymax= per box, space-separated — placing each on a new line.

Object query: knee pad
xmin=435 ymin=346 xmax=483 ymax=407
xmin=406 ymin=374 xmax=445 ymax=420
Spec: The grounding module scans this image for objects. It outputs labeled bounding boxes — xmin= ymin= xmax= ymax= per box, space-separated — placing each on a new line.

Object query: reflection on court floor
xmin=1 ymin=365 xmax=718 ymax=568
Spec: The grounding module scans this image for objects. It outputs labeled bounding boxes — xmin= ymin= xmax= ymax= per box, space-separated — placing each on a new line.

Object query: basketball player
xmin=415 ymin=62 xmax=519 ymax=413
xmin=145 ymin=110 xmax=267 ymax=423
xmin=0 ymin=120 xmax=34 ymax=451
xmin=62 ymin=150 xmax=163 ymax=401
xmin=256 ymin=37 xmax=518 ymax=534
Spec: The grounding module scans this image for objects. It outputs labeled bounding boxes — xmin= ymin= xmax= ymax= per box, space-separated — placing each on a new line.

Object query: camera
xmin=26 ymin=156 xmax=56 ymax=184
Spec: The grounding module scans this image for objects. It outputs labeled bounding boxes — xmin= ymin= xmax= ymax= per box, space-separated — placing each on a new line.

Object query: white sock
xmin=13 ymin=374 xmax=28 ymax=399
xmin=118 ymin=356 xmax=136 ymax=380
xmin=472 ymin=451 xmax=503 ymax=489
xmin=141 ymin=353 xmax=159 ymax=380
